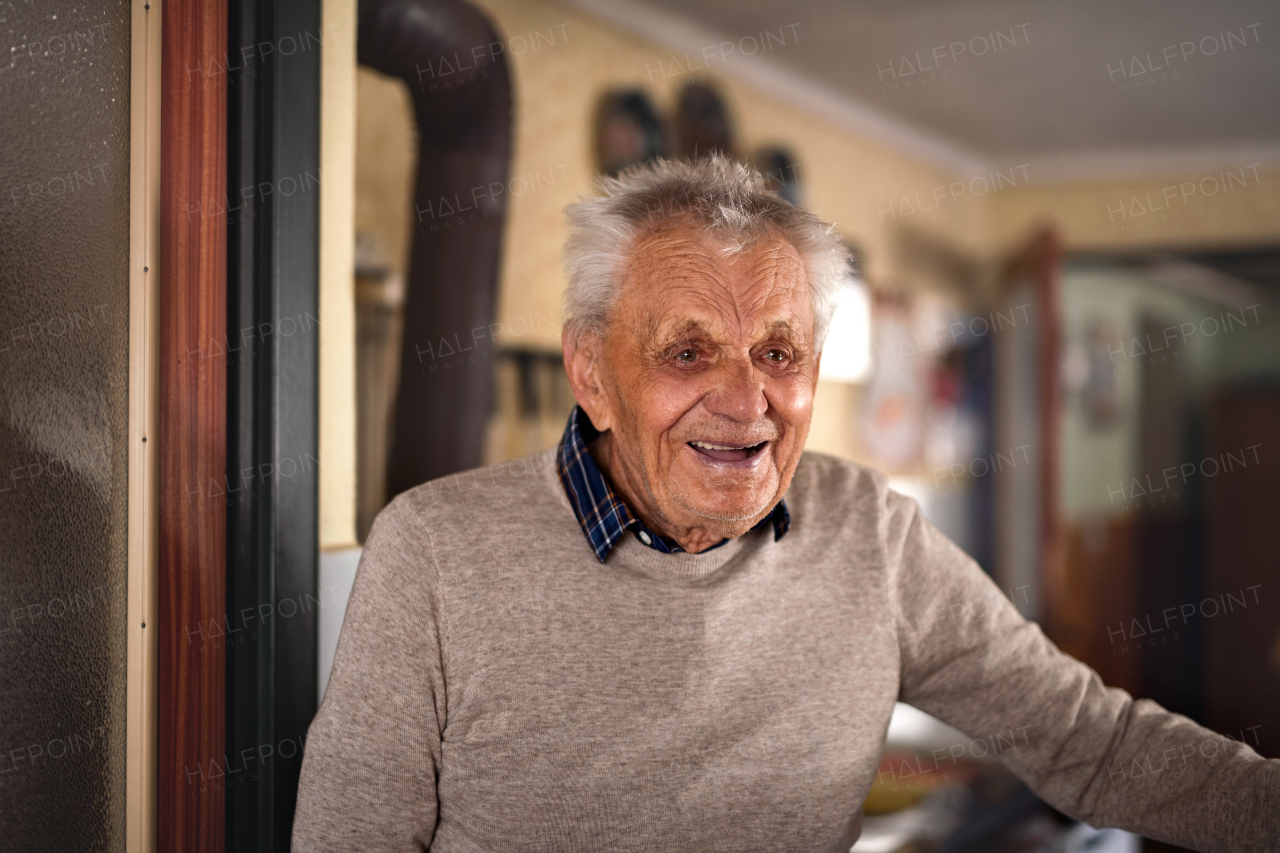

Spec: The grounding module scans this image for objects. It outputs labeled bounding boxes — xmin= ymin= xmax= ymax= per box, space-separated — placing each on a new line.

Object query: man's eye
xmin=765 ymin=349 xmax=788 ymax=362
xmin=675 ymin=348 xmax=698 ymax=363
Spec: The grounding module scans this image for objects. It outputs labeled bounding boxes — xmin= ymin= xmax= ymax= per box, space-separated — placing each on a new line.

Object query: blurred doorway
xmin=1052 ymin=249 xmax=1280 ymax=759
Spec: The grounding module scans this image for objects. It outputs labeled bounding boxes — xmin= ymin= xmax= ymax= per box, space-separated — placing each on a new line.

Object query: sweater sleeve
xmin=293 ymin=495 xmax=446 ymax=852
xmin=883 ymin=488 xmax=1277 ymax=852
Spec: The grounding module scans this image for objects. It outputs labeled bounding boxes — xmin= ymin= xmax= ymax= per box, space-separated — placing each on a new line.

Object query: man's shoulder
xmin=351 ymin=448 xmax=579 ymax=599
xmin=373 ymin=448 xmax=572 ymax=547
xmin=390 ymin=446 xmax=563 ymax=518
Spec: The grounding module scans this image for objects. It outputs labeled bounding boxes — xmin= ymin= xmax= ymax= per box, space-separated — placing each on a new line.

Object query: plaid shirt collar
xmin=556 ymin=405 xmax=790 ymax=564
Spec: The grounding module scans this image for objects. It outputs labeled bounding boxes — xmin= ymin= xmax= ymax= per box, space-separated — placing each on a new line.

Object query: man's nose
xmin=703 ymin=356 xmax=767 ymax=424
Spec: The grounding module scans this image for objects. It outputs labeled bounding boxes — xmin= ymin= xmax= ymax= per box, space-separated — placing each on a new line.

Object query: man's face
xmin=567 ymin=221 xmax=819 ymax=544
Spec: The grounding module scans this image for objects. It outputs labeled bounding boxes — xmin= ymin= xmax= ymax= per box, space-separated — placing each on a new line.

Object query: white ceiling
xmin=562 ymin=0 xmax=1280 ymax=179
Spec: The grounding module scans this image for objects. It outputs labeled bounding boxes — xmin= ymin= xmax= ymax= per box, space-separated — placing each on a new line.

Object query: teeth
xmin=692 ymin=441 xmax=757 ymax=451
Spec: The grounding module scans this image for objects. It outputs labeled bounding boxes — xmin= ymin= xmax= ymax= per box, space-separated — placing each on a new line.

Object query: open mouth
xmin=688 ymin=440 xmax=769 ymax=463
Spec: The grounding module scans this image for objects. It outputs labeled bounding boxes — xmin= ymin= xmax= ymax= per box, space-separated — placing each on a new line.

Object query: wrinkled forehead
xmin=616 ymin=220 xmax=814 ymax=346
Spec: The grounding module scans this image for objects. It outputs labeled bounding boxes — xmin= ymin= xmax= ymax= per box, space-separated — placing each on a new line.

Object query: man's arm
xmin=881 ymin=488 xmax=1276 ymax=852
xmin=293 ymin=496 xmax=446 ymax=852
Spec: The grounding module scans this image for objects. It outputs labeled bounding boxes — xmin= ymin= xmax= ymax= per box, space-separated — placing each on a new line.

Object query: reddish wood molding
xmin=1031 ymin=229 xmax=1063 ymax=631
xmin=158 ymin=0 xmax=228 ymax=849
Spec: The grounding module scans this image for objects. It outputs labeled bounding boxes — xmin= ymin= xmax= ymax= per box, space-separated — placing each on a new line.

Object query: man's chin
xmin=663 ymin=460 xmax=780 ymax=533
xmin=674 ymin=490 xmax=776 ymax=534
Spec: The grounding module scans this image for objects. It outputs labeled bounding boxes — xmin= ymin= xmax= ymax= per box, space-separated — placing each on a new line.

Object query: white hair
xmin=562 ymin=154 xmax=851 ymax=350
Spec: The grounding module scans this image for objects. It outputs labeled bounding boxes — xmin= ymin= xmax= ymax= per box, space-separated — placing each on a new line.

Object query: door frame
xmin=127 ymin=0 xmax=163 ymax=850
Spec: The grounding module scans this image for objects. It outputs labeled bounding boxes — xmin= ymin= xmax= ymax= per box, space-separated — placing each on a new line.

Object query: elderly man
xmin=294 ymin=157 xmax=1275 ymax=852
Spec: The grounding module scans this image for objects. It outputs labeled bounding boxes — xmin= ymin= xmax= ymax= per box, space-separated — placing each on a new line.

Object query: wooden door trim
xmin=158 ymin=0 xmax=228 ymax=849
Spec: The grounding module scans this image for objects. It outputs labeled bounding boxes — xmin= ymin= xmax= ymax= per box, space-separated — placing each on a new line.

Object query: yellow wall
xmin=987 ymin=165 xmax=1280 ymax=253
xmin=354 ymin=68 xmax=418 ymax=279
xmin=319 ymin=0 xmax=358 ymax=550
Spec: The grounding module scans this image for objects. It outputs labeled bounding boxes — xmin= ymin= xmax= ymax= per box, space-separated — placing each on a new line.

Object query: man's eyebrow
xmin=764 ymin=319 xmax=800 ymax=341
xmin=642 ymin=317 xmax=715 ymax=348
xmin=761 ymin=319 xmax=813 ymax=349
xmin=663 ymin=318 xmax=715 ymax=340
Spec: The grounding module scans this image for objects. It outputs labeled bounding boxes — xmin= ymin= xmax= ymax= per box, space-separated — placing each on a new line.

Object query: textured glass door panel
xmin=0 ymin=1 xmax=131 ymax=851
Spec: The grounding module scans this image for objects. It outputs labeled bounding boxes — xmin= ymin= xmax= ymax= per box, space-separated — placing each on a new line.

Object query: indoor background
xmin=1 ymin=0 xmax=1277 ymax=851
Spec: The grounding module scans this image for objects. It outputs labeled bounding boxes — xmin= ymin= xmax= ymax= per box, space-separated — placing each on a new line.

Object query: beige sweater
xmin=293 ymin=450 xmax=1276 ymax=852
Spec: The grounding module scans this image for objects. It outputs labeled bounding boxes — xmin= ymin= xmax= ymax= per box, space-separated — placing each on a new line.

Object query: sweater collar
xmin=555 ymin=406 xmax=790 ymax=564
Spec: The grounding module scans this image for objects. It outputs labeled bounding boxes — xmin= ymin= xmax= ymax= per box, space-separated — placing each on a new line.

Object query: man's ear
xmin=562 ymin=326 xmax=613 ymax=432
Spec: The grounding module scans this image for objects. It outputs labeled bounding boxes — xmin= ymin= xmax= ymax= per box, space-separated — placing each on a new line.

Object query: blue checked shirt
xmin=555 ymin=405 xmax=790 ymax=563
